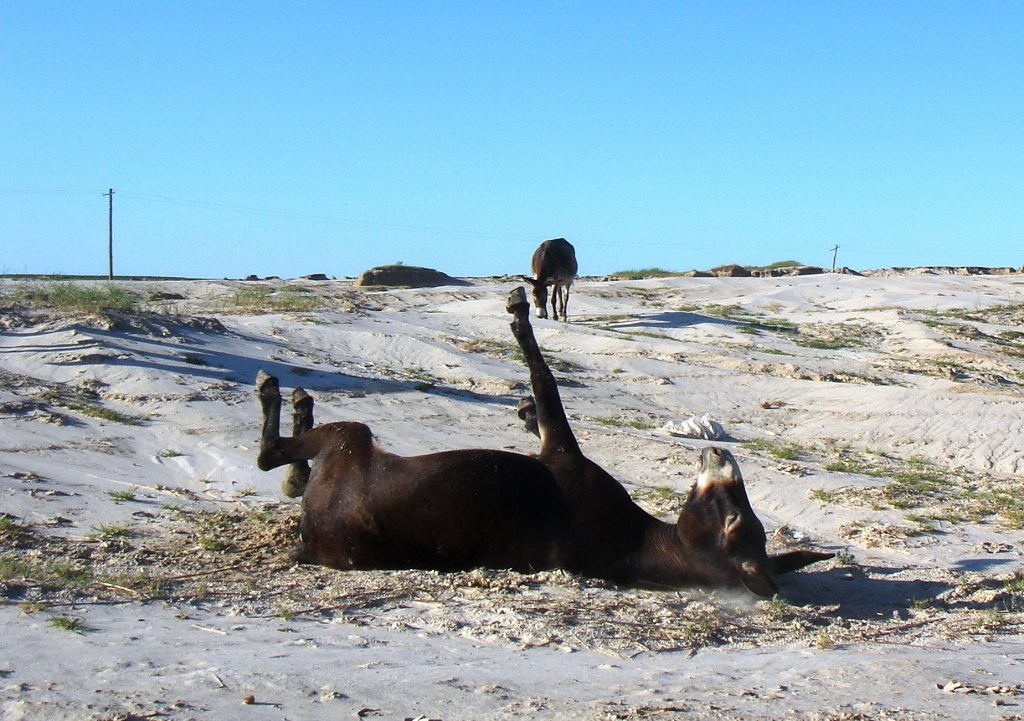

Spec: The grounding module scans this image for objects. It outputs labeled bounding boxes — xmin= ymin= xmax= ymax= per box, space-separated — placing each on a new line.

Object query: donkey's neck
xmin=623 ymin=520 xmax=715 ymax=589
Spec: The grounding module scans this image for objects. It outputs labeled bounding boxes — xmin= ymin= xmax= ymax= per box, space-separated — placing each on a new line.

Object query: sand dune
xmin=1 ymin=272 xmax=1022 ymax=720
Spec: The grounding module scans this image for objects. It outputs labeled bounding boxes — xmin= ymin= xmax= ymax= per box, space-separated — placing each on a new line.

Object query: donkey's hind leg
xmin=281 ymin=387 xmax=314 ymax=498
xmin=256 ymin=370 xmax=284 ymax=470
xmin=506 ymin=287 xmax=580 ymax=456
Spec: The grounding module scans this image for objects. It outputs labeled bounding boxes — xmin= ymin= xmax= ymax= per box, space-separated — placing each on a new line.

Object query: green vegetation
xmin=1 ymin=555 xmax=96 ymax=590
xmin=458 ymin=338 xmax=524 ymax=363
xmin=0 ymin=514 xmax=26 ymax=543
xmin=48 ymin=616 xmax=85 ymax=633
xmin=225 ymin=285 xmax=323 ymax=313
xmin=832 ymin=550 xmax=855 ymax=566
xmin=762 ymin=595 xmax=790 ymax=621
xmin=158 ymin=448 xmax=183 ymax=458
xmin=0 ymin=555 xmax=38 ymax=580
xmin=796 ymin=337 xmax=855 ymax=350
xmin=594 ymin=415 xmax=659 ymax=431
xmin=4 ymin=281 xmax=143 ymax=313
xmin=93 ymin=522 xmax=132 ymax=539
xmin=39 ymin=387 xmax=143 ymax=425
xmin=815 ymin=447 xmax=1024 ymax=529
xmin=107 ymin=489 xmax=138 ymax=502
xmin=609 ymin=268 xmax=689 ymax=279
xmin=630 ymin=484 xmax=684 ymax=516
xmin=742 ymin=438 xmax=804 ymax=461
xmin=808 ymin=488 xmax=842 ymax=504
xmin=198 ymin=535 xmax=231 ymax=552
xmin=752 ymin=260 xmax=803 ymax=270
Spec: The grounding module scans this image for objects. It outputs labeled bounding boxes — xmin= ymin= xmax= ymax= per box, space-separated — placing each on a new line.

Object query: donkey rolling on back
xmin=256 ymin=288 xmax=831 ymax=595
xmin=523 ymin=237 xmax=578 ymax=321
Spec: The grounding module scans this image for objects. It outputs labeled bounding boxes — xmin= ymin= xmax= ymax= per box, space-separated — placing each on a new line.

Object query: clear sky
xmin=2 ymin=2 xmax=1022 ymax=279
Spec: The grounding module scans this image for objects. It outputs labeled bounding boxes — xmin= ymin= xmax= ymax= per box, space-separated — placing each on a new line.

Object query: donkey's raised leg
xmin=506 ymin=287 xmax=580 ymax=457
xmin=281 ymin=387 xmax=314 ymax=497
xmin=256 ymin=371 xmax=315 ymax=498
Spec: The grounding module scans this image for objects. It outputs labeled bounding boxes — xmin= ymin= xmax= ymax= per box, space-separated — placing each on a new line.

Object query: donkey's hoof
xmin=281 ymin=473 xmax=309 ymax=498
xmin=256 ymin=370 xmax=279 ymax=395
xmin=506 ymin=287 xmax=530 ymax=315
xmin=291 ymin=387 xmax=313 ymax=407
xmin=516 ymin=396 xmax=540 ymax=437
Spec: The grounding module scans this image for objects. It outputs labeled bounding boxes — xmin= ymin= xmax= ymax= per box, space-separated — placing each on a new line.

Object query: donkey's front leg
xmin=506 ymin=287 xmax=580 ymax=456
xmin=281 ymin=387 xmax=314 ymax=498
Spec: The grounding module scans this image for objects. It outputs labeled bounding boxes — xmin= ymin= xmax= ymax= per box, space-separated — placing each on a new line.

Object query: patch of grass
xmin=181 ymin=353 xmax=209 ymax=366
xmin=809 ymin=488 xmax=842 ymax=504
xmin=796 ymin=337 xmax=854 ymax=350
xmin=1 ymin=555 xmax=96 ymax=589
xmin=48 ymin=562 xmax=92 ymax=586
xmin=546 ymin=355 xmax=583 ymax=373
xmin=93 ymin=522 xmax=131 ymax=538
xmin=823 ymin=458 xmax=881 ymax=476
xmin=630 ymin=485 xmax=683 ymax=516
xmin=743 ymin=438 xmax=803 ymax=461
xmin=48 ymin=616 xmax=85 ymax=633
xmin=1002 ymin=572 xmax=1024 ymax=596
xmin=821 ymin=447 xmax=1024 ymax=527
xmin=9 ymin=281 xmax=143 ymax=313
xmin=594 ymin=415 xmax=656 ymax=430
xmin=107 ymin=489 xmax=137 ymax=502
xmin=0 ymin=555 xmax=40 ymax=580
xmin=38 ymin=387 xmax=143 ymax=425
xmin=762 ymin=596 xmax=789 ymax=621
xmin=0 ymin=514 xmax=27 ymax=543
xmin=198 ymin=535 xmax=231 ymax=553
xmin=158 ymin=448 xmax=183 ymax=458
xmin=225 ymin=285 xmax=323 ymax=314
xmin=609 ymin=268 xmax=688 ymax=280
xmin=832 ymin=550 xmax=855 ymax=566
xmin=999 ymin=506 xmax=1024 ymax=530
xmin=458 ymin=337 xmax=524 ymax=363
xmin=97 ymin=571 xmax=167 ymax=599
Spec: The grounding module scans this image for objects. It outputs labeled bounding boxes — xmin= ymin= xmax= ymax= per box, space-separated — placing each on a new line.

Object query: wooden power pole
xmin=830 ymin=244 xmax=840 ymax=272
xmin=104 ymin=188 xmax=115 ymax=279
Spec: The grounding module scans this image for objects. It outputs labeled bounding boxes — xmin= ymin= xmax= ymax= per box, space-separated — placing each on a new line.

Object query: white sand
xmin=1 ymin=272 xmax=1022 ymax=720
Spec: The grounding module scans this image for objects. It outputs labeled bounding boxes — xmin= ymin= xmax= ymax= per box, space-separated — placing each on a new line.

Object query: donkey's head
xmin=520 ymin=276 xmax=549 ymax=319
xmin=675 ymin=447 xmax=830 ymax=596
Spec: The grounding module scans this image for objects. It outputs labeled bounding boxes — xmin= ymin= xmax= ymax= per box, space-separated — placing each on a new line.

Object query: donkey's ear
xmin=770 ymin=550 xmax=834 ymax=575
xmin=520 ymin=275 xmax=540 ymax=287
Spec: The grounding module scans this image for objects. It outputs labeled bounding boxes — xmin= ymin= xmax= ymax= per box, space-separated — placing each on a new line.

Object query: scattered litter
xmin=662 ymin=414 xmax=726 ymax=440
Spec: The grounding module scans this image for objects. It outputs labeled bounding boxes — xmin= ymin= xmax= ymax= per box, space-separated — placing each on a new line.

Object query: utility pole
xmin=830 ymin=244 xmax=840 ymax=272
xmin=104 ymin=188 xmax=115 ymax=279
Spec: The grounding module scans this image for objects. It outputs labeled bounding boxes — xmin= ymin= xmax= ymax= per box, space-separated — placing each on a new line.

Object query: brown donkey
xmin=256 ymin=288 xmax=831 ymax=595
xmin=522 ymin=237 xmax=578 ymax=321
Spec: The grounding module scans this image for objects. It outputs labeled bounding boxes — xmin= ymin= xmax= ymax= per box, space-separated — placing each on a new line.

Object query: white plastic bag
xmin=662 ymin=414 xmax=726 ymax=441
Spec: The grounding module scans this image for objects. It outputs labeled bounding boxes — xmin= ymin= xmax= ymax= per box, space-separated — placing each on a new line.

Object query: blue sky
xmin=2 ymin=2 xmax=1022 ymax=279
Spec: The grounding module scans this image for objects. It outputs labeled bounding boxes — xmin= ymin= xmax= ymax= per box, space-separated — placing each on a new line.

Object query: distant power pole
xmin=104 ymin=188 xmax=115 ymax=279
xmin=830 ymin=244 xmax=840 ymax=272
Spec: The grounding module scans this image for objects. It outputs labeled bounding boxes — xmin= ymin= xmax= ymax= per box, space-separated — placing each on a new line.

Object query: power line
xmin=0 ymin=189 xmax=105 ymax=195
xmin=119 ymin=191 xmax=539 ymax=243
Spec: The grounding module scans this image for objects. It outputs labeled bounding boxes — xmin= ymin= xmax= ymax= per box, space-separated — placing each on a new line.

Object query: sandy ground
xmin=1 ymin=271 xmax=1023 ymax=720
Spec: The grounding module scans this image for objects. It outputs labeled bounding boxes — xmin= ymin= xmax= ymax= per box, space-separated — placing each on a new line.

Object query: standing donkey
xmin=523 ymin=237 xmax=578 ymax=321
xmin=255 ymin=288 xmax=831 ymax=595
